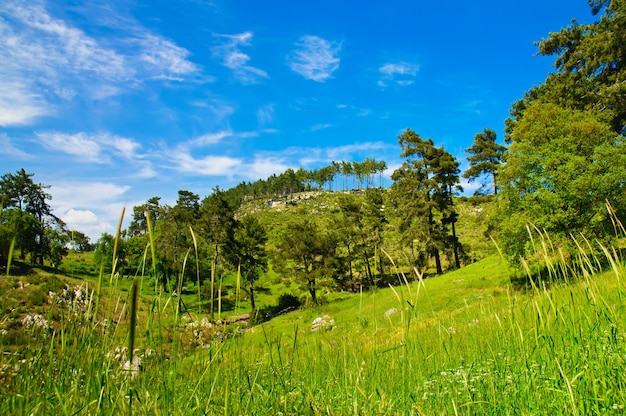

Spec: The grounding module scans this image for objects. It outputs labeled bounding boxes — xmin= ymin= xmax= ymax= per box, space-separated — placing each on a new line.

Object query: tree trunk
xmin=363 ymin=251 xmax=373 ymax=286
xmin=309 ymin=278 xmax=317 ymax=304
xmin=493 ymin=172 xmax=498 ymax=195
xmin=434 ymin=249 xmax=443 ymax=275
xmin=347 ymin=243 xmax=354 ymax=284
xmin=249 ymin=279 xmax=256 ymax=312
xmin=451 ymin=220 xmax=460 ymax=269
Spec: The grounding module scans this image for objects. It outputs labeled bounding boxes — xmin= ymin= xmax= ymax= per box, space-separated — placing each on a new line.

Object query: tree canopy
xmin=508 ymin=0 xmax=626 ymax=136
xmin=463 ymin=128 xmax=506 ymax=195
xmin=497 ymin=101 xmax=626 ymax=260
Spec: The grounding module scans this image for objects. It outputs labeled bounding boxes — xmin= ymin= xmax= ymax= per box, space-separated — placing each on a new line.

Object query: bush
xmin=276 ymin=293 xmax=301 ymax=311
xmin=251 ymin=293 xmax=302 ymax=325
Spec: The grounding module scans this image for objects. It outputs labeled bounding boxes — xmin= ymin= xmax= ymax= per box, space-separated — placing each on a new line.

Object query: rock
xmin=311 ymin=315 xmax=335 ymax=332
xmin=383 ymin=308 xmax=398 ymax=319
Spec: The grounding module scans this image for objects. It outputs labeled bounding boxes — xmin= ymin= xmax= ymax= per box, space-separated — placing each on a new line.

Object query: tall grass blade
xmin=128 ymin=278 xmax=139 ymax=415
xmin=112 ymin=207 xmax=126 ymax=274
xmin=189 ymin=226 xmax=201 ymax=313
xmin=6 ymin=235 xmax=15 ymax=276
xmin=145 ymin=210 xmax=157 ymax=293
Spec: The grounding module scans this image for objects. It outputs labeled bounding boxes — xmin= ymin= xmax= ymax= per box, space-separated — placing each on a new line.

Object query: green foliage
xmin=94 ymin=232 xmax=125 ymax=273
xmin=508 ymin=0 xmax=626 ymax=135
xmin=498 ymin=101 xmax=626 ymax=261
xmin=273 ymin=218 xmax=342 ymax=304
xmin=0 ymin=168 xmax=65 ymax=266
xmin=463 ymin=127 xmax=506 ymax=195
xmin=223 ymin=214 xmax=268 ymax=311
xmin=45 ymin=228 xmax=69 ymax=271
xmin=390 ymin=128 xmax=462 ymax=275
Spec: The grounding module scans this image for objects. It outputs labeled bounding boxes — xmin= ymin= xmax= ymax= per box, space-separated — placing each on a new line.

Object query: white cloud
xmin=0 ymin=133 xmax=34 ymax=159
xmin=38 ymin=131 xmax=103 ymax=162
xmin=0 ymin=80 xmax=51 ymax=126
xmin=289 ymin=35 xmax=341 ymax=82
xmin=256 ymin=104 xmax=275 ymax=126
xmin=52 ymin=182 xmax=132 ymax=206
xmin=188 ymin=131 xmax=232 ymax=147
xmin=245 ymin=156 xmax=291 ymax=180
xmin=36 ymin=131 xmax=143 ymax=164
xmin=0 ymin=0 xmax=200 ymax=126
xmin=173 ymin=151 xmax=242 ymax=176
xmin=212 ymin=32 xmax=268 ymax=84
xmin=378 ymin=61 xmax=420 ymax=87
xmin=459 ymin=178 xmax=483 ymax=195
xmin=63 ymin=208 xmax=99 ymax=226
xmin=138 ymin=33 xmax=199 ymax=80
xmin=50 ymin=181 xmax=134 ymax=240
xmin=311 ymin=123 xmax=332 ymax=131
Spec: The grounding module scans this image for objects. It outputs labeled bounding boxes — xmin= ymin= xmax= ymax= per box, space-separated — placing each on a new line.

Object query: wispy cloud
xmin=268 ymin=141 xmax=392 ymax=167
xmin=36 ymin=131 xmax=143 ymax=164
xmin=0 ymin=0 xmax=200 ymax=126
xmin=289 ymin=35 xmax=341 ymax=82
xmin=138 ymin=33 xmax=200 ymax=80
xmin=256 ymin=103 xmax=275 ymax=127
xmin=212 ymin=32 xmax=268 ymax=84
xmin=187 ymin=131 xmax=232 ymax=148
xmin=0 ymin=133 xmax=34 ymax=159
xmin=173 ymin=152 xmax=243 ymax=176
xmin=311 ymin=123 xmax=332 ymax=131
xmin=378 ymin=61 xmax=420 ymax=87
xmin=336 ymin=103 xmax=371 ymax=117
xmin=245 ymin=156 xmax=292 ymax=180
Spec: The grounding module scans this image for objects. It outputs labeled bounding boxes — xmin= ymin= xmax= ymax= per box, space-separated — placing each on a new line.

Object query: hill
xmin=2 ymin=192 xmax=625 ymax=414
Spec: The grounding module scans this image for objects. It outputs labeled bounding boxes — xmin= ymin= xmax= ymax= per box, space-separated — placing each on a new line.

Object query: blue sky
xmin=1 ymin=0 xmax=594 ymax=240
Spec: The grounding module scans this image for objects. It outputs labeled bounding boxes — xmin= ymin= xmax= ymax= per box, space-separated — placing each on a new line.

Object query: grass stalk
xmin=189 ymin=226 xmax=201 ymax=313
xmin=112 ymin=207 xmax=126 ymax=274
xmin=127 ymin=278 xmax=139 ymax=415
xmin=6 ymin=235 xmax=15 ymax=276
xmin=145 ymin=210 xmax=157 ymax=293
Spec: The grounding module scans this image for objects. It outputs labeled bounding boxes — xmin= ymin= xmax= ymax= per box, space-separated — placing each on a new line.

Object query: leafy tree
xmin=433 ymin=149 xmax=463 ymax=269
xmin=497 ymin=101 xmax=626 ymax=261
xmin=508 ymin=0 xmax=626 ymax=135
xmin=333 ymin=195 xmax=367 ymax=288
xmin=223 ymin=215 xmax=268 ymax=312
xmin=68 ymin=230 xmax=92 ymax=252
xmin=95 ymin=232 xmax=126 ymax=273
xmin=127 ymin=196 xmax=161 ymax=237
xmin=0 ymin=169 xmax=62 ymax=264
xmin=45 ymin=228 xmax=69 ymax=271
xmin=341 ymin=161 xmax=353 ymax=191
xmin=148 ymin=191 xmax=202 ymax=292
xmin=463 ymin=128 xmax=506 ymax=195
xmin=274 ymin=219 xmax=341 ymax=304
xmin=390 ymin=129 xmax=462 ymax=275
xmin=200 ymin=187 xmax=238 ymax=318
xmin=362 ymin=188 xmax=388 ymax=281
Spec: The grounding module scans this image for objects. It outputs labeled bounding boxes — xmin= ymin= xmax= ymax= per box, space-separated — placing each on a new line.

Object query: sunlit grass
xmin=1 ymin=207 xmax=626 ymax=414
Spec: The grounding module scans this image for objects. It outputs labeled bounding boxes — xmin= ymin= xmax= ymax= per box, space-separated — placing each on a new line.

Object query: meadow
xmin=2 ymin=219 xmax=626 ymax=415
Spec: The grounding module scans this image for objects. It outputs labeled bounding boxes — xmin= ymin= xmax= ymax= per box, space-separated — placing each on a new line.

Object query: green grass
xmin=1 ymin=195 xmax=624 ymax=414
xmin=2 ymin=245 xmax=626 ymax=414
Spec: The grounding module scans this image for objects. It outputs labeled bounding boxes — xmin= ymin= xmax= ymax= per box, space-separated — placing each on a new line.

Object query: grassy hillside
xmin=2 ymin=193 xmax=625 ymax=414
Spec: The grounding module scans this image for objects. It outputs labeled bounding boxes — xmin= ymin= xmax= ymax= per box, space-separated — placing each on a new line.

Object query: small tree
xmin=274 ymin=219 xmax=340 ymax=304
xmin=46 ymin=228 xmax=69 ymax=272
xmin=463 ymin=128 xmax=506 ymax=195
xmin=223 ymin=215 xmax=268 ymax=312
